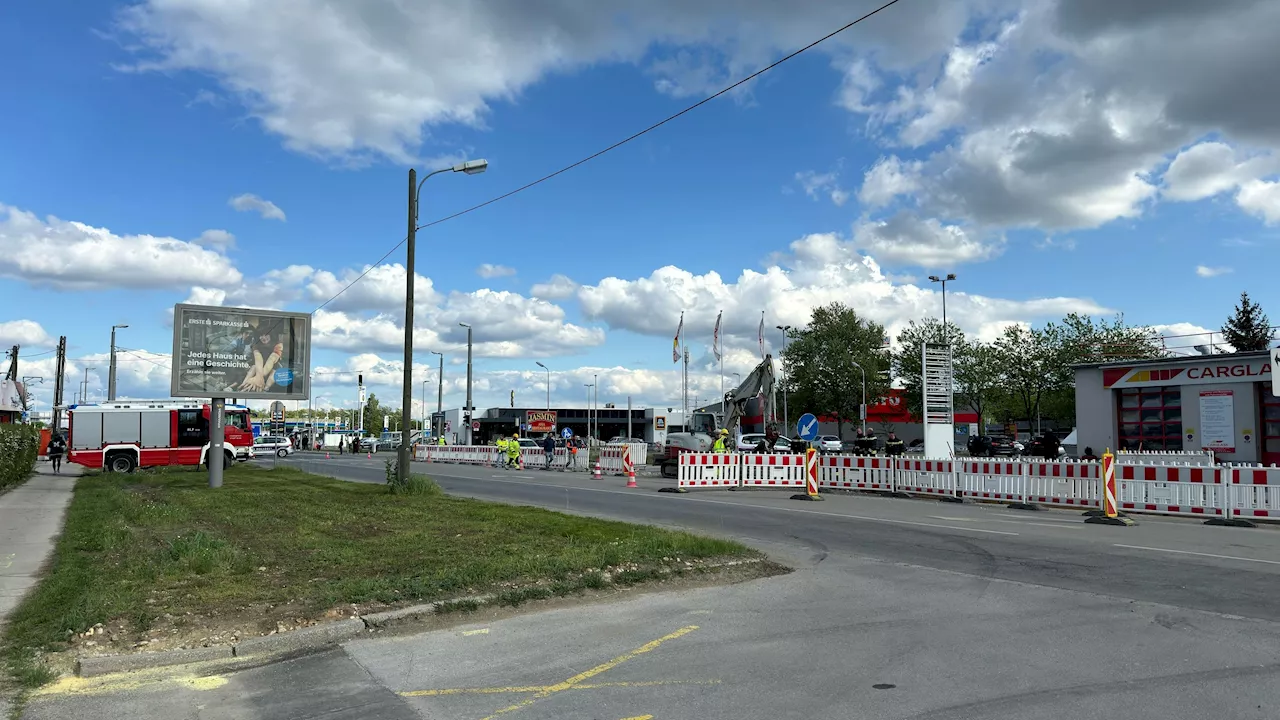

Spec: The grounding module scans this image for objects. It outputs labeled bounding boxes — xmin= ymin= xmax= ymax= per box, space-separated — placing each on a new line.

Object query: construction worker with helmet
xmin=712 ymin=428 xmax=729 ymax=453
xmin=507 ymin=432 xmax=522 ymax=468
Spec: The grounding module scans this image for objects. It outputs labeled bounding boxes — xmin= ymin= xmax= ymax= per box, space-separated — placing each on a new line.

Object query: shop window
xmin=1117 ymin=387 xmax=1183 ymax=451
xmin=1262 ymin=386 xmax=1280 ymax=460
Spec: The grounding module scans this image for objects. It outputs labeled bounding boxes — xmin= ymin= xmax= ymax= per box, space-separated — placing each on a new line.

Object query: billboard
xmin=526 ymin=410 xmax=557 ymax=433
xmin=171 ymin=304 xmax=311 ymax=400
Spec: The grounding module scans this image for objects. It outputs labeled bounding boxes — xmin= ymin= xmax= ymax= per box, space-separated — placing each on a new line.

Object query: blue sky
xmin=2 ymin=0 xmax=1278 ymax=415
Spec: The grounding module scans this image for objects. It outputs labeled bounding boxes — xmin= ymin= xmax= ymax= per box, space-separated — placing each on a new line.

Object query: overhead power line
xmin=311 ymin=0 xmax=905 ymax=314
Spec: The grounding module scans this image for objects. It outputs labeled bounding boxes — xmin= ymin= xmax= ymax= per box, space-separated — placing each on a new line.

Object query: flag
xmin=713 ymin=311 xmax=722 ymax=361
xmin=758 ymin=312 xmax=765 ymax=358
xmin=673 ymin=314 xmax=683 ymax=363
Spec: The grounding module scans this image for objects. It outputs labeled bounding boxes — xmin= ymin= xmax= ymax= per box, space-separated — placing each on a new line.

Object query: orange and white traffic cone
xmin=593 ymin=462 xmax=602 ymax=480
xmin=326 ymin=452 xmax=330 ymax=459
xmin=624 ymin=447 xmax=637 ymax=488
xmin=367 ymin=452 xmax=372 ymax=459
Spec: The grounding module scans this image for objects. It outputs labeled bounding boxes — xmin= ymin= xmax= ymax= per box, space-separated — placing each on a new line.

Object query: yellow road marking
xmin=34 ymin=673 xmax=228 ymax=697
xmin=619 ymin=715 xmax=654 ymax=720
xmin=461 ymin=628 xmax=490 ymax=636
xmin=401 ymin=679 xmax=720 ymax=697
xmin=478 ymin=625 xmax=699 ymax=720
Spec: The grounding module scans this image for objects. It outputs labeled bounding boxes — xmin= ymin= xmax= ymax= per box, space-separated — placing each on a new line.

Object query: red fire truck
xmin=68 ymin=401 xmax=255 ymax=473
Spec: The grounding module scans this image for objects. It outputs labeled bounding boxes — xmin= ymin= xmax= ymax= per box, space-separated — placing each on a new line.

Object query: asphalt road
xmin=22 ymin=454 xmax=1280 ymax=720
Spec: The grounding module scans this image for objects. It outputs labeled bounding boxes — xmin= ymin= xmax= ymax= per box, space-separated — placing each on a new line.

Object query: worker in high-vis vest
xmin=712 ymin=428 xmax=729 ymax=453
xmin=495 ymin=435 xmax=507 ymax=465
xmin=437 ymin=435 xmax=446 ymax=446
xmin=506 ymin=433 xmax=522 ymax=468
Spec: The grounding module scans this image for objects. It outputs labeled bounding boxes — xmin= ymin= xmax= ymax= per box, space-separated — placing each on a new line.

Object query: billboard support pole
xmin=398 ymin=168 xmax=417 ymax=485
xmin=209 ymin=397 xmax=225 ymax=488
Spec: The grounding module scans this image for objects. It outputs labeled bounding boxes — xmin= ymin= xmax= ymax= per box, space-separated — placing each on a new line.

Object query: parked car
xmin=967 ymin=434 xmax=1016 ymax=457
xmin=738 ymin=433 xmax=791 ymax=452
xmin=517 ymin=438 xmax=540 ymax=449
xmin=254 ymin=435 xmax=293 ymax=457
xmin=816 ymin=435 xmax=842 ymax=453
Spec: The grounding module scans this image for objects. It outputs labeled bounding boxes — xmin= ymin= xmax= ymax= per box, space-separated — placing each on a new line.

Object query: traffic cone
xmin=593 ymin=462 xmax=602 ymax=480
xmin=623 ymin=447 xmax=637 ymax=487
xmin=326 ymin=452 xmax=330 ymax=460
xmin=367 ymin=452 xmax=372 ymax=459
xmin=626 ymin=467 xmax=637 ymax=488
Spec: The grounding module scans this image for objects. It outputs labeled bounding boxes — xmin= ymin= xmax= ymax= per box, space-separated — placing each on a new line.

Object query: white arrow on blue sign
xmin=797 ymin=413 xmax=819 ymax=441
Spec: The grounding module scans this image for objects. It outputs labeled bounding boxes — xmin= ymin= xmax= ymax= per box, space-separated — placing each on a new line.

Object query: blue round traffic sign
xmin=561 ymin=427 xmax=574 ymax=438
xmin=797 ymin=413 xmax=819 ymax=441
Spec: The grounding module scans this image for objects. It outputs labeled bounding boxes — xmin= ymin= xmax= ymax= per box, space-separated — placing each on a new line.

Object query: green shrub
xmin=0 ymin=423 xmax=39 ymax=493
xmin=385 ymin=459 xmax=441 ymax=496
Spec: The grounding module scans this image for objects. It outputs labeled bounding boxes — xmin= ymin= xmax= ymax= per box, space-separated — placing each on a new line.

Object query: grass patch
xmin=1 ymin=463 xmax=754 ymax=687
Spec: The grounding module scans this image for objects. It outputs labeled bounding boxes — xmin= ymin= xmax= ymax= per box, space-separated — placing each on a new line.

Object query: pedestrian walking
xmin=542 ymin=434 xmax=556 ymax=470
xmin=506 ymin=433 xmax=521 ymax=468
xmin=568 ymin=439 xmax=578 ymax=469
xmin=47 ymin=433 xmax=66 ymax=474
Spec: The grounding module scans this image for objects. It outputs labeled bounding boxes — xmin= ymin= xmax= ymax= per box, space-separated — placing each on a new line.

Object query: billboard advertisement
xmin=171 ymin=304 xmax=311 ymax=400
xmin=526 ymin=410 xmax=557 ymax=433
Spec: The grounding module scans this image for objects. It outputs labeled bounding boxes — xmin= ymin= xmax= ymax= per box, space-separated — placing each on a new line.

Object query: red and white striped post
xmin=791 ymin=447 xmax=824 ymax=502
xmin=624 ymin=445 xmax=637 ymax=488
xmin=1085 ymin=448 xmax=1135 ymax=526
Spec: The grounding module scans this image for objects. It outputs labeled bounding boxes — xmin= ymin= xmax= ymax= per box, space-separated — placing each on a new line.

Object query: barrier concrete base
xmin=1081 ymin=509 xmax=1128 ymax=518
xmin=1007 ymin=502 xmax=1042 ymax=511
xmin=936 ymin=495 xmax=970 ymax=504
xmin=1084 ymin=515 xmax=1137 ymax=526
xmin=790 ymin=493 xmax=824 ymax=501
xmin=658 ymin=486 xmax=687 ymax=493
xmin=1203 ymin=517 xmax=1258 ymax=528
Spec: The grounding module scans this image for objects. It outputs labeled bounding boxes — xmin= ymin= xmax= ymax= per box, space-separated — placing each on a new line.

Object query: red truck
xmin=68 ymin=401 xmax=255 ymax=473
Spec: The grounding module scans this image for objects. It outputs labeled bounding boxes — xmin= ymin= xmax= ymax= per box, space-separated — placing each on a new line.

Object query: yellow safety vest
xmin=712 ymin=438 xmax=726 ymax=453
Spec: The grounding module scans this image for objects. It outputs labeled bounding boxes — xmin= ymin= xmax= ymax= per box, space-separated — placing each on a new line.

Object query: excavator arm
xmin=721 ymin=354 xmax=776 ymax=437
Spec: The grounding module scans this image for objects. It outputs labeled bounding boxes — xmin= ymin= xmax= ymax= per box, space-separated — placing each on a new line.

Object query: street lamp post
xmin=80 ymin=367 xmax=95 ymax=406
xmin=584 ymin=383 xmax=593 ymax=441
xmin=108 ymin=324 xmax=128 ymax=402
xmin=420 ymin=378 xmax=429 ymax=439
xmin=775 ymin=324 xmax=792 ymax=433
xmin=593 ymin=373 xmax=598 ymax=442
xmin=431 ymin=351 xmax=444 ymax=439
xmin=535 ymin=361 xmax=550 ymax=411
xmin=400 ymin=159 xmax=488 ymax=483
xmin=460 ymin=323 xmax=473 ymax=445
xmin=927 ymin=273 xmax=958 ymax=344
xmin=850 ymin=359 xmax=867 ymax=436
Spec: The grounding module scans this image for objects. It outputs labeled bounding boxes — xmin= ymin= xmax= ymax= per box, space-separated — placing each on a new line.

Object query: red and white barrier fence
xmin=674 ymin=452 xmax=1280 ymax=521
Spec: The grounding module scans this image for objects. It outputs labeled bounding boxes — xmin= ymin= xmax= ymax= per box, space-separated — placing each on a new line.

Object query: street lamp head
xmin=928 ymin=275 xmax=941 ymax=282
xmin=453 ymin=159 xmax=488 ymax=175
xmin=458 ymin=322 xmax=470 ymax=329
xmin=946 ymin=273 xmax=957 ymax=281
xmin=113 ymin=324 xmax=129 ymax=330
xmin=536 ymin=361 xmax=547 ymax=370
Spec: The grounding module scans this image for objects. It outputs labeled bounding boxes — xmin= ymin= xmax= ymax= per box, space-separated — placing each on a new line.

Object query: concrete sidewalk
xmin=1 ymin=462 xmax=78 ymax=627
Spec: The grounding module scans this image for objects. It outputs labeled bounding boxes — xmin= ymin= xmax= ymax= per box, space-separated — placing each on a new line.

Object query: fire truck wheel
xmin=107 ymin=453 xmax=136 ymax=474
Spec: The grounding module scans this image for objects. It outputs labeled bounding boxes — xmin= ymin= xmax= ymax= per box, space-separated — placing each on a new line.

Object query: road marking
xmin=1 ymin=553 xmax=13 ymax=569
xmin=478 ymin=626 xmax=699 ymax=719
xmin=1113 ymin=544 xmax=1280 ymax=566
xmin=620 ymin=715 xmax=654 ymax=720
xmin=462 ymin=628 xmax=490 ymax=636
xmin=444 ymin=474 xmax=1018 ymax=536
xmin=34 ymin=673 xmax=229 ymax=697
xmin=401 ymin=679 xmax=720 ymax=697
xmin=928 ymin=515 xmax=1081 ymax=530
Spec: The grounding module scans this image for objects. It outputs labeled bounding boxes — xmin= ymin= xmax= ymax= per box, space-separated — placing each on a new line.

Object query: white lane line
xmin=1113 ymin=544 xmax=1280 ymax=566
xmin=440 ymin=474 xmax=1017 ymax=536
xmin=929 ymin=515 xmax=1081 ymax=529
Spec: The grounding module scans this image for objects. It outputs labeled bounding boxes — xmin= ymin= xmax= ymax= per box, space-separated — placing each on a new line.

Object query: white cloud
xmin=1195 ymin=265 xmax=1232 ymax=278
xmin=0 ymin=203 xmax=242 ymax=290
xmin=579 ymin=230 xmax=1106 ymax=351
xmin=306 ymin=264 xmax=440 ymax=313
xmin=794 ymin=170 xmax=849 ymax=207
xmin=852 ymin=212 xmax=1001 ymax=267
xmin=113 ymin=0 xmax=983 ymax=161
xmin=530 ymin=274 xmax=579 ymax=300
xmin=0 ymin=320 xmax=51 ymax=348
xmin=1162 ymin=141 xmax=1280 ymax=224
xmin=858 ymin=156 xmax=921 ymax=208
xmin=228 ymin=193 xmax=286 ymax=221
xmin=194 ymin=229 xmax=236 ymax=251
xmin=476 ymin=263 xmax=516 ymax=279
xmin=1236 ymin=179 xmax=1280 ymax=225
xmin=1149 ymin=323 xmax=1232 ymax=356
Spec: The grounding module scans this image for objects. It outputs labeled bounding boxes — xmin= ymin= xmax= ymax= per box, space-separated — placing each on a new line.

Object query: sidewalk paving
xmin=1 ymin=462 xmax=79 ymax=627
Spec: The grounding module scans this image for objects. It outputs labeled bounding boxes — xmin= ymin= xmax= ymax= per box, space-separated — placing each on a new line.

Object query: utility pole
xmin=593 ymin=373 xmax=598 ymax=442
xmin=108 ymin=324 xmax=128 ymax=401
xmin=432 ymin=351 xmax=444 ymax=439
xmin=80 ymin=367 xmax=94 ymax=406
xmin=627 ymin=396 xmax=632 ymax=440
xmin=399 ymin=168 xmax=417 ymax=484
xmin=461 ymin=324 xmax=473 ymax=445
xmin=776 ymin=325 xmax=792 ymax=435
xmin=52 ymin=336 xmax=66 ymax=433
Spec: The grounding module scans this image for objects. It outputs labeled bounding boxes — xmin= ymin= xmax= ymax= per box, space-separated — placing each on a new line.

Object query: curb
xmin=73 ymin=557 xmax=765 ymax=677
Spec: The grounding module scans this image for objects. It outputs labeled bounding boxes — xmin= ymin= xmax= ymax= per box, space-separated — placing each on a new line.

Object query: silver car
xmin=254 ymin=435 xmax=294 ymax=458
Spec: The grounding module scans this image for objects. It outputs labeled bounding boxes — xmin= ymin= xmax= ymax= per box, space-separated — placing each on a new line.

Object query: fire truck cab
xmin=68 ymin=400 xmax=255 ymax=473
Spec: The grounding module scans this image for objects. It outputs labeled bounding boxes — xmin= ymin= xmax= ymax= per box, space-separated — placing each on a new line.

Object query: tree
xmin=781 ymin=303 xmax=890 ymax=439
xmin=891 ymin=318 xmax=965 ymax=420
xmin=992 ymin=324 xmax=1063 ymax=425
xmin=1222 ymin=291 xmax=1274 ymax=352
xmin=954 ymin=341 xmax=1003 ymax=429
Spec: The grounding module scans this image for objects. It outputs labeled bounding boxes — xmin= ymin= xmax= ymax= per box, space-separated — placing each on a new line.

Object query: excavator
xmin=658 ymin=354 xmax=777 ymax=478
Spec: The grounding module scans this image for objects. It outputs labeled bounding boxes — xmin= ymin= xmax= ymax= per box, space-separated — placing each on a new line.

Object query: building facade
xmin=1075 ymin=351 xmax=1278 ymax=464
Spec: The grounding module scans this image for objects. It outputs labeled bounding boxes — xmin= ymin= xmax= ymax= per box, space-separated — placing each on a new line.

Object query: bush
xmin=0 ymin=423 xmax=39 ymax=493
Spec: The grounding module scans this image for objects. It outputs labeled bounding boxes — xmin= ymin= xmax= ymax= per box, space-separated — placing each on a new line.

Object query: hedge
xmin=0 ymin=423 xmax=39 ymax=493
